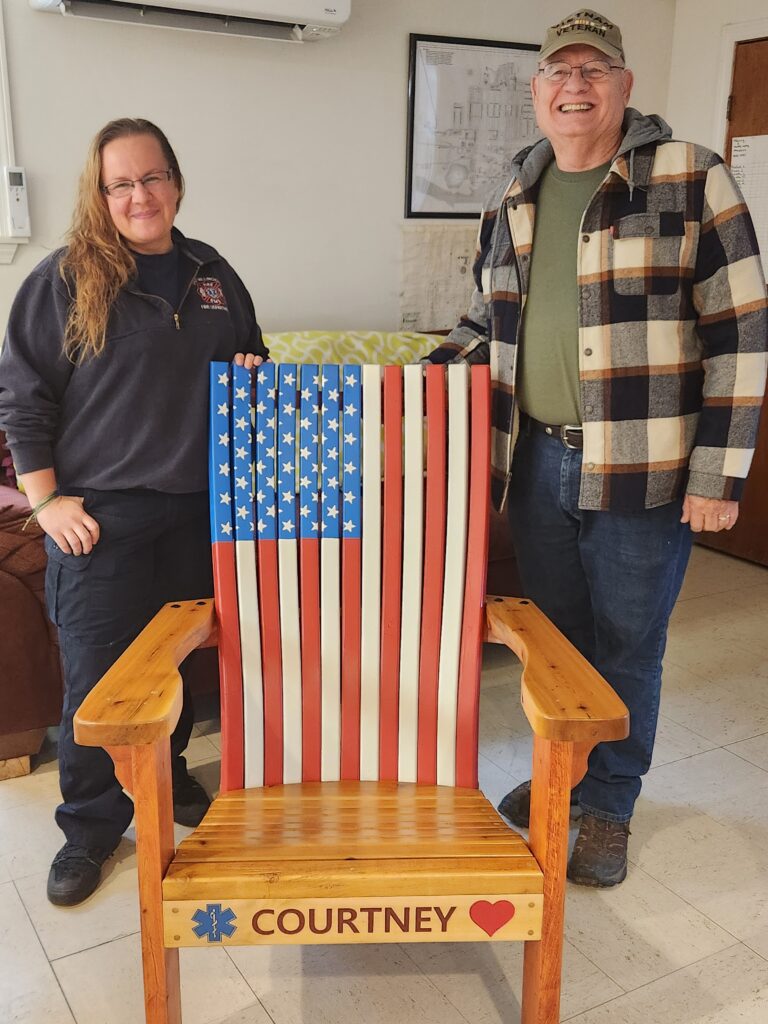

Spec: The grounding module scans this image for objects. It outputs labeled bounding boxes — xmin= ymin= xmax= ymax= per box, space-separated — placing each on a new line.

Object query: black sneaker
xmin=172 ymin=767 xmax=211 ymax=828
xmin=47 ymin=843 xmax=113 ymax=906
xmin=567 ymin=813 xmax=630 ymax=887
xmin=497 ymin=779 xmax=582 ymax=829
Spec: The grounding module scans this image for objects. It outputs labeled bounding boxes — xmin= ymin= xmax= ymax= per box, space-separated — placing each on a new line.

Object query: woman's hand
xmin=233 ymin=353 xmax=269 ymax=369
xmin=37 ymin=495 xmax=100 ymax=555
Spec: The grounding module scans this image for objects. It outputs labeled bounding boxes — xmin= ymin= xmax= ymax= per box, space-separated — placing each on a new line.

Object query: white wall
xmin=0 ymin=0 xmax=675 ymax=334
xmin=666 ymin=0 xmax=768 ymax=152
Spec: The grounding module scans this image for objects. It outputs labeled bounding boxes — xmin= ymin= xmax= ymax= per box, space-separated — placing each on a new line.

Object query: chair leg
xmin=521 ymin=736 xmax=573 ymax=1024
xmin=131 ymin=742 xmax=182 ymax=1024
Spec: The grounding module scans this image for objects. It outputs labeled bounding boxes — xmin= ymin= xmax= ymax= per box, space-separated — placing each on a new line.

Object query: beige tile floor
xmin=2 ymin=545 xmax=768 ymax=1023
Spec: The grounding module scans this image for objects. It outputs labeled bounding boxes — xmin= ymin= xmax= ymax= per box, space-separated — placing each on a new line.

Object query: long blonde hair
xmin=59 ymin=118 xmax=185 ymax=363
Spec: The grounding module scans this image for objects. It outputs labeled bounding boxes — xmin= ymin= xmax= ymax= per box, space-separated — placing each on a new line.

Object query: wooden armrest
xmin=485 ymin=596 xmax=629 ymax=744
xmin=74 ymin=599 xmax=216 ymax=748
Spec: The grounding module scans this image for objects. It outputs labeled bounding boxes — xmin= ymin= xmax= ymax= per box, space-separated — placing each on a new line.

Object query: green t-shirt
xmin=516 ymin=160 xmax=611 ymax=426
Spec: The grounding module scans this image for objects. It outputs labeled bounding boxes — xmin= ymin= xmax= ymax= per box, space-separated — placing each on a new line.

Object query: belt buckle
xmin=560 ymin=424 xmax=582 ymax=450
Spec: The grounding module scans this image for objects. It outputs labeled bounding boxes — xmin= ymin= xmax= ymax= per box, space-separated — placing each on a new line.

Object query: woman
xmin=0 ymin=118 xmax=267 ymax=906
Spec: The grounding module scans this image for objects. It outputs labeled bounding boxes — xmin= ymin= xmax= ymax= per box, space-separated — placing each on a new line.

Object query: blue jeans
xmin=507 ymin=427 xmax=693 ymax=822
xmin=45 ymin=489 xmax=214 ymax=850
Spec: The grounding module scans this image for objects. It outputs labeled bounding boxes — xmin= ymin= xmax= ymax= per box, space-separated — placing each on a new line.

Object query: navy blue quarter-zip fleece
xmin=0 ymin=228 xmax=268 ymax=493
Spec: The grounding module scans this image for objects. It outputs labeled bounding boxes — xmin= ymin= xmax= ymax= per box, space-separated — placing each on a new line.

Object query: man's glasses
xmin=538 ymin=59 xmax=625 ymax=84
xmin=101 ymin=169 xmax=174 ymax=199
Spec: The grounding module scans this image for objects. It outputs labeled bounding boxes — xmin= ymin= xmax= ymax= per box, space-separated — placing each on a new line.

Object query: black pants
xmin=45 ymin=489 xmax=214 ymax=850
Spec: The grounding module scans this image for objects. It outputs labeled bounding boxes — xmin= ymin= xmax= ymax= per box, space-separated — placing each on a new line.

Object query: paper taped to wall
xmin=400 ymin=222 xmax=478 ymax=333
xmin=731 ymin=135 xmax=768 ymax=277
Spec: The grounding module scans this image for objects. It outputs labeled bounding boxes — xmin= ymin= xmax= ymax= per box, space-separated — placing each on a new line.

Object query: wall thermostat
xmin=4 ymin=166 xmax=30 ymax=238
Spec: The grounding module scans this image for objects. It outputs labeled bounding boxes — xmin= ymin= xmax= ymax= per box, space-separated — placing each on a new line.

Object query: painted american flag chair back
xmin=208 ymin=362 xmax=492 ymax=792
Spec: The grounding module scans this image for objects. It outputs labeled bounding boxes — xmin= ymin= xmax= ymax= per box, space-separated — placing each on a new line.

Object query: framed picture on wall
xmin=406 ymin=34 xmax=542 ymax=218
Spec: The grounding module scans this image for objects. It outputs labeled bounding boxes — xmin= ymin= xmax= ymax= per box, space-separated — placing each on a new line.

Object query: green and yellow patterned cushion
xmin=262 ymin=330 xmax=441 ymax=366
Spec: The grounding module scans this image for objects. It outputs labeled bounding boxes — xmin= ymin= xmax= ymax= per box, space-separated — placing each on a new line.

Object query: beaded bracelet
xmin=22 ymin=490 xmax=59 ymax=531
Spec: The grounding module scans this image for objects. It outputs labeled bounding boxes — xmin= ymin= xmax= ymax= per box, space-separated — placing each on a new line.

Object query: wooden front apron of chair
xmin=75 ymin=363 xmax=628 ymax=1024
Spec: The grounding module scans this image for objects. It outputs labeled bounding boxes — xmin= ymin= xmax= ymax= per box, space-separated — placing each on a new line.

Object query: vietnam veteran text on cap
xmin=539 ymin=9 xmax=625 ymax=64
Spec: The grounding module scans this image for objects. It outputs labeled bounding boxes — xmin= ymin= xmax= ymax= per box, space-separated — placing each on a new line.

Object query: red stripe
xmin=300 ymin=537 xmax=321 ymax=781
xmin=417 ymin=366 xmax=448 ymax=784
xmin=455 ymin=366 xmax=491 ymax=788
xmin=340 ymin=537 xmax=362 ymax=779
xmin=212 ymin=541 xmax=244 ymax=792
xmin=257 ymin=538 xmax=283 ymax=785
xmin=379 ymin=367 xmax=403 ymax=781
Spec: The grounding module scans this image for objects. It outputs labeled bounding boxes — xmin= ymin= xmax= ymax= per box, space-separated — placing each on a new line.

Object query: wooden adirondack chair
xmin=74 ymin=362 xmax=628 ymax=1024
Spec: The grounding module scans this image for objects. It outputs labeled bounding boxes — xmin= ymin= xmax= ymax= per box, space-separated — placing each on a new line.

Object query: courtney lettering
xmin=252 ymin=904 xmax=456 ymax=936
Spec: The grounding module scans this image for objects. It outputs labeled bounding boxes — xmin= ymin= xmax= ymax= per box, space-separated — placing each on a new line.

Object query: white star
xmin=344 ymin=461 xmax=355 ymax=474
xmin=257 ymin=370 xmax=266 ymax=384
xmin=282 ymin=403 xmax=294 ymax=416
xmin=235 ymin=446 xmax=246 ymax=459
xmin=343 ymin=520 xmax=354 ymax=532
xmin=268 ymin=387 xmax=276 ymax=399
xmin=282 ymin=491 xmax=293 ymax=503
xmin=237 ymin=505 xmax=248 ymax=519
xmin=284 ymin=372 xmax=296 ymax=386
xmin=345 ymin=374 xmax=356 ymax=386
xmin=235 ymin=416 xmax=247 ymax=430
xmin=221 ymin=522 xmax=232 ymax=536
xmin=312 ymin=490 xmax=319 ymax=502
xmin=218 ymin=372 xmax=229 ymax=385
xmin=267 ymin=416 xmax=276 ymax=429
xmin=266 ymin=506 xmax=276 ymax=518
xmin=327 ymin=505 xmax=339 ymax=519
xmin=312 ymin=521 xmax=319 ymax=532
xmin=217 ymin=403 xmax=228 ymax=416
xmin=312 ymin=404 xmax=320 ymax=415
xmin=344 ymin=491 xmax=356 ymax=503
xmin=328 ymin=447 xmax=338 ymax=461
xmin=256 ymin=490 xmax=265 ymax=503
xmin=235 ymin=386 xmax=247 ymax=400
xmin=256 ymin=460 xmax=265 ymax=475
xmin=283 ymin=520 xmax=295 ymax=533
xmin=218 ymin=432 xmax=230 ymax=446
xmin=313 ymin=373 xmax=321 ymax=386
xmin=219 ymin=462 xmax=230 ymax=476
xmin=235 ymin=476 xmax=246 ymax=490
xmin=282 ymin=432 xmax=294 ymax=445
xmin=328 ymin=388 xmax=339 ymax=402
xmin=312 ymin=464 xmax=319 ymax=475
xmin=256 ymin=401 xmax=266 ymax=415
xmin=327 ymin=475 xmax=338 ymax=488
xmin=267 ymin=446 xmax=275 ymax=459
xmin=257 ymin=520 xmax=266 ymax=532
xmin=344 ymin=403 xmax=357 ymax=416
xmin=321 ymin=521 xmax=327 ymax=532
xmin=300 ymin=505 xmax=309 ymax=518
xmin=282 ymin=461 xmax=293 ymax=473
xmin=219 ymin=492 xmax=231 ymax=505
xmin=256 ymin=431 xmax=265 ymax=444
xmin=327 ymin=419 xmax=339 ymax=432
xmin=344 ymin=433 xmax=355 ymax=445
xmin=300 ymin=446 xmax=310 ymax=460
xmin=300 ymin=475 xmax=310 ymax=488
xmin=300 ymin=417 xmax=310 ymax=430
xmin=301 ymin=387 xmax=311 ymax=401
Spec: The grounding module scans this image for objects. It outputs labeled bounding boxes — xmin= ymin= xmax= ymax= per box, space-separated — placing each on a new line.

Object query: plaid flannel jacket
xmin=426 ymin=109 xmax=768 ymax=512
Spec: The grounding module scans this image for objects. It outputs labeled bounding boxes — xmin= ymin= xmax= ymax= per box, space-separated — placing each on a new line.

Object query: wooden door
xmin=700 ymin=37 xmax=768 ymax=565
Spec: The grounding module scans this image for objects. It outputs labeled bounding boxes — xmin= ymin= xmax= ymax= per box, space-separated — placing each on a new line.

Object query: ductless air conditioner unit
xmin=29 ymin=0 xmax=350 ymax=42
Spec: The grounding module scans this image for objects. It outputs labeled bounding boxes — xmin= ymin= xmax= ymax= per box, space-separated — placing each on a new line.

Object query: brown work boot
xmin=497 ymin=779 xmax=581 ymax=830
xmin=567 ymin=812 xmax=630 ymax=887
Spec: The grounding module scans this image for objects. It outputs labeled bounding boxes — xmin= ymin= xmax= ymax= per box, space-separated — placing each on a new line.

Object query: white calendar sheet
xmin=731 ymin=135 xmax=768 ymax=277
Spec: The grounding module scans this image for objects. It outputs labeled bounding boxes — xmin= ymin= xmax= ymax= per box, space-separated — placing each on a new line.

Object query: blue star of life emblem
xmin=192 ymin=904 xmax=237 ymax=942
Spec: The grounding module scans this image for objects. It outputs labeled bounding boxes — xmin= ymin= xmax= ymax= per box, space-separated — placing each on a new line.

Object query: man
xmin=426 ymin=9 xmax=767 ymax=886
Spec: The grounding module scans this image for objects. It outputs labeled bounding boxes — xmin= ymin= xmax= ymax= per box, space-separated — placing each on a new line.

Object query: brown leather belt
xmin=522 ymin=414 xmax=584 ymax=450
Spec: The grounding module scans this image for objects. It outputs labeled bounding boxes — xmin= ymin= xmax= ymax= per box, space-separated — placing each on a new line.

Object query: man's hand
xmin=233 ymin=353 xmax=268 ymax=369
xmin=681 ymin=495 xmax=739 ymax=533
xmin=36 ymin=495 xmax=100 ymax=555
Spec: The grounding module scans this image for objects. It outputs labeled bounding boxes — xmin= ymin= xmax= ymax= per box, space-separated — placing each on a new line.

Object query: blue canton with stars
xmin=210 ymin=362 xmax=364 ymax=546
xmin=191 ymin=904 xmax=237 ymax=943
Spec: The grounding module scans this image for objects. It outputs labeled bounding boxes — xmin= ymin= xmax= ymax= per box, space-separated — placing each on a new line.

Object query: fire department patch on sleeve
xmin=195 ymin=277 xmax=229 ymax=311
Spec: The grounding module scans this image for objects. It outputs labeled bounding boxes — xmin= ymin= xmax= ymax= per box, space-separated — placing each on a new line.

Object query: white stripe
xmin=397 ymin=365 xmax=424 ymax=782
xmin=436 ymin=364 xmax=469 ymax=787
xmin=278 ymin=539 xmax=303 ymax=784
xmin=359 ymin=364 xmax=382 ymax=780
xmin=320 ymin=537 xmax=341 ymax=780
xmin=236 ymin=540 xmax=264 ymax=788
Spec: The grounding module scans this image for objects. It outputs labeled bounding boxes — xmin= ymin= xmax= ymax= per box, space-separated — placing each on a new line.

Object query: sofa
xmin=0 ymin=332 xmax=519 ymax=778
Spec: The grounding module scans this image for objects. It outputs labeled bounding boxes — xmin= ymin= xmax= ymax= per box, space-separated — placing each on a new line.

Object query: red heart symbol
xmin=469 ymin=900 xmax=516 ymax=937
